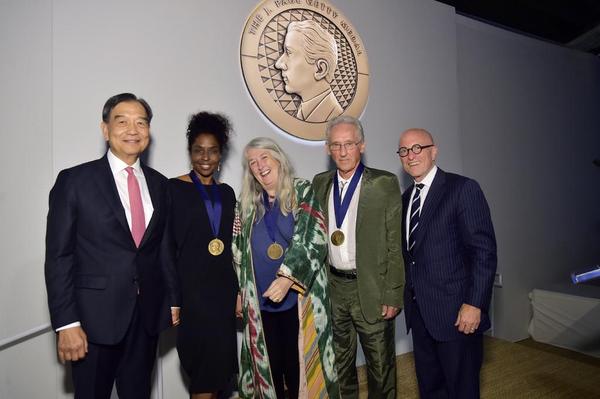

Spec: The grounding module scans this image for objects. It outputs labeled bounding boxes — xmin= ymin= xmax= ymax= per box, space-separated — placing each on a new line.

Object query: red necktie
xmin=126 ymin=166 xmax=145 ymax=247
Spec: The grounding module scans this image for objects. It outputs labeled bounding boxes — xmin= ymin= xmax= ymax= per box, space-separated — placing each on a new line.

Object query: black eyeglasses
xmin=396 ymin=144 xmax=434 ymax=157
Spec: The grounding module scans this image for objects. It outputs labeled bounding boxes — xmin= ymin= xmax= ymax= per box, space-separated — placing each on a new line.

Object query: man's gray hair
xmin=287 ymin=20 xmax=338 ymax=83
xmin=325 ymin=115 xmax=364 ymax=142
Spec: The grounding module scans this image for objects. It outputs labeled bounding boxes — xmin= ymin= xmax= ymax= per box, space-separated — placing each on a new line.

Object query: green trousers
xmin=329 ymin=273 xmax=396 ymax=399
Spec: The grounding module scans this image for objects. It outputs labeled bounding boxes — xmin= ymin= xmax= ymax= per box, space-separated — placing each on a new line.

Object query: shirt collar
xmin=414 ymin=165 xmax=438 ymax=188
xmin=336 ymin=167 xmax=362 ymax=184
xmin=107 ymin=149 xmax=141 ymax=175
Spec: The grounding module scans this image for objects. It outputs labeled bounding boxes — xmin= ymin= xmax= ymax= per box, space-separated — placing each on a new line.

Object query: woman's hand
xmin=263 ymin=277 xmax=294 ymax=303
xmin=235 ymin=293 xmax=243 ymax=318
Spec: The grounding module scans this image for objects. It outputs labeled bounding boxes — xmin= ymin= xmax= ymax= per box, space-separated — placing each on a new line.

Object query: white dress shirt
xmin=106 ymin=149 xmax=154 ymax=229
xmin=57 ymin=150 xmax=154 ymax=332
xmin=327 ymin=171 xmax=362 ymax=271
xmin=405 ymin=165 xmax=438 ymax=247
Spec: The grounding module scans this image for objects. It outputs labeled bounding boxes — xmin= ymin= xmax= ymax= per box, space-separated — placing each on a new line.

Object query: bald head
xmin=399 ymin=128 xmax=434 ymax=145
xmin=398 ymin=128 xmax=437 ymax=182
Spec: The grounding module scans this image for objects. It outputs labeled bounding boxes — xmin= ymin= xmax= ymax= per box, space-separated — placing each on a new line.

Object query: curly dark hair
xmin=186 ymin=112 xmax=232 ymax=153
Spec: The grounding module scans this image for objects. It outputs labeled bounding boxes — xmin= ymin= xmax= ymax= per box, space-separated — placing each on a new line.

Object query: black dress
xmin=166 ymin=178 xmax=238 ymax=393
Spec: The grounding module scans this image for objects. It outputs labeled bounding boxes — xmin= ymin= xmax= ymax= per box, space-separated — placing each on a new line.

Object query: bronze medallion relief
xmin=241 ymin=0 xmax=369 ymax=141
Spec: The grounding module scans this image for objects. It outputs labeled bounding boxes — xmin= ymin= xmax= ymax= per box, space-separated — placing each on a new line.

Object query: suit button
xmin=411 ymin=261 xmax=416 ymax=266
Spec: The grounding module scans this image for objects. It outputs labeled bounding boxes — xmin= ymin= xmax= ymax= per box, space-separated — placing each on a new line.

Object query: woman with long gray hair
xmin=233 ymin=137 xmax=339 ymax=399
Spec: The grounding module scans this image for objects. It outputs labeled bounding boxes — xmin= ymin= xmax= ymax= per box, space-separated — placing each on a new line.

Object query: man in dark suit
xmin=313 ymin=116 xmax=404 ymax=398
xmin=398 ymin=128 xmax=496 ymax=399
xmin=45 ymin=93 xmax=180 ymax=398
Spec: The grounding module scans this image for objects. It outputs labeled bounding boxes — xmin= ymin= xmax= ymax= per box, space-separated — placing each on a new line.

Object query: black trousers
xmin=261 ymin=305 xmax=300 ymax=399
xmin=71 ymin=302 xmax=158 ymax=399
xmin=410 ymin=299 xmax=483 ymax=399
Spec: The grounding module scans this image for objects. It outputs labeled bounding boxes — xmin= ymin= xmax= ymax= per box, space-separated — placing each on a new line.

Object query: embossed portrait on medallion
xmin=275 ymin=20 xmax=343 ymax=123
xmin=241 ymin=0 xmax=369 ymax=141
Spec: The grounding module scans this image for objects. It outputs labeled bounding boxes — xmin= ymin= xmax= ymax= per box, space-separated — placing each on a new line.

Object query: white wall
xmin=0 ymin=0 xmax=65 ymax=396
xmin=456 ymin=15 xmax=600 ymax=341
xmin=1 ymin=0 xmax=462 ymax=397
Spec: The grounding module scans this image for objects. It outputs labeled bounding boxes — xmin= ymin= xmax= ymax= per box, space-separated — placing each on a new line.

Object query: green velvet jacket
xmin=312 ymin=166 xmax=405 ymax=323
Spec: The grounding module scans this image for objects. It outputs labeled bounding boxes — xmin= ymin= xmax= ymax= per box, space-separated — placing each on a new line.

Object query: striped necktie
xmin=339 ymin=179 xmax=347 ymax=197
xmin=408 ymin=183 xmax=424 ymax=253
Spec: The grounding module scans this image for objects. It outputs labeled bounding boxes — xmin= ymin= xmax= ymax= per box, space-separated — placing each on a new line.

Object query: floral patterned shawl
xmin=233 ymin=178 xmax=339 ymax=399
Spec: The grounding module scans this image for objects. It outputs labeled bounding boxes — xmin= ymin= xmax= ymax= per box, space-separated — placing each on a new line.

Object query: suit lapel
xmin=96 ymin=156 xmax=131 ymax=238
xmin=412 ymin=168 xmax=446 ymax=253
xmin=139 ymin=164 xmax=161 ymax=248
xmin=356 ymin=166 xmax=371 ymax=233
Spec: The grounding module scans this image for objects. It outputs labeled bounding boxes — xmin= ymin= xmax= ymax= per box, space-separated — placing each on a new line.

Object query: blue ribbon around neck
xmin=189 ymin=171 xmax=222 ymax=238
xmin=262 ymin=190 xmax=281 ymax=245
xmin=333 ymin=163 xmax=364 ymax=229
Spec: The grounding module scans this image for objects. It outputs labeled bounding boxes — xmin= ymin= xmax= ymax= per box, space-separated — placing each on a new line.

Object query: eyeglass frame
xmin=396 ymin=144 xmax=434 ymax=157
xmin=328 ymin=140 xmax=363 ymax=152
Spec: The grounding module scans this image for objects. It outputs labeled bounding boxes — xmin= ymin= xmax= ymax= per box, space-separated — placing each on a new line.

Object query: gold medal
xmin=267 ymin=242 xmax=284 ymax=260
xmin=331 ymin=230 xmax=345 ymax=246
xmin=208 ymin=238 xmax=224 ymax=256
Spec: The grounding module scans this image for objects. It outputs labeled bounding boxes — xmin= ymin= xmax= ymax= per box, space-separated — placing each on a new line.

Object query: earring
xmin=217 ymin=164 xmax=221 ymax=173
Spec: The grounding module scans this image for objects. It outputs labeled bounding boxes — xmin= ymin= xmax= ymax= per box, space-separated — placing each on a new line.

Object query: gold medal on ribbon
xmin=331 ymin=230 xmax=345 ymax=246
xmin=208 ymin=238 xmax=224 ymax=256
xmin=267 ymin=242 xmax=284 ymax=260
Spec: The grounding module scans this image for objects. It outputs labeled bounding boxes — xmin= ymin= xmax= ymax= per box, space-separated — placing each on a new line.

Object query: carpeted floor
xmin=357 ymin=336 xmax=600 ymax=398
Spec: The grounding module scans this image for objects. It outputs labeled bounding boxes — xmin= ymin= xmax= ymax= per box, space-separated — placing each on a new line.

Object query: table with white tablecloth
xmin=528 ymin=283 xmax=600 ymax=358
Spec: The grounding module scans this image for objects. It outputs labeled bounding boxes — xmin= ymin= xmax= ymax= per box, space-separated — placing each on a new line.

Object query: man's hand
xmin=381 ymin=304 xmax=401 ymax=320
xmin=57 ymin=326 xmax=88 ymax=364
xmin=263 ymin=277 xmax=294 ymax=303
xmin=454 ymin=303 xmax=481 ymax=334
xmin=171 ymin=307 xmax=181 ymax=326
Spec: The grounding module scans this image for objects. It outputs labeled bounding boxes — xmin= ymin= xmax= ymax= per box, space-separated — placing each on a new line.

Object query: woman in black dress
xmin=165 ymin=112 xmax=238 ymax=398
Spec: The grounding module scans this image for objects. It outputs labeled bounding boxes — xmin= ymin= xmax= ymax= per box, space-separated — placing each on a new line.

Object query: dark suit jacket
xmin=313 ymin=166 xmax=405 ymax=323
xmin=402 ymin=168 xmax=497 ymax=341
xmin=45 ymin=155 xmax=178 ymax=345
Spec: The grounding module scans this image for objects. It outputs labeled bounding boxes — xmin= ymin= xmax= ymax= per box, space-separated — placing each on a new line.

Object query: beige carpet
xmin=357 ymin=337 xmax=600 ymax=398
